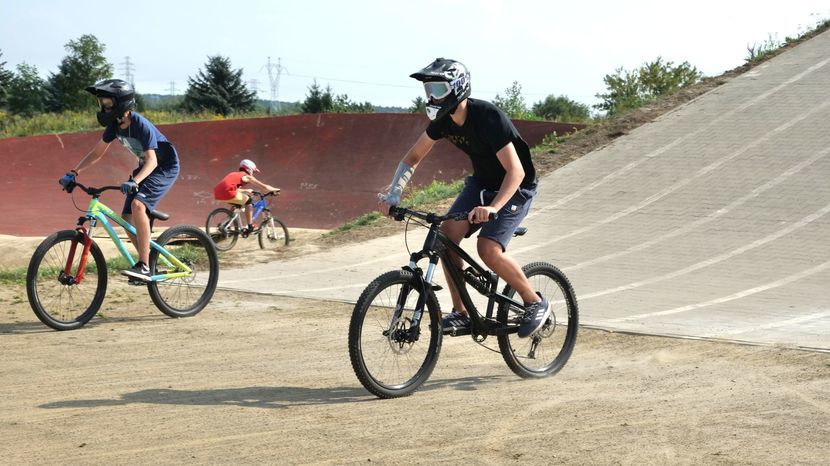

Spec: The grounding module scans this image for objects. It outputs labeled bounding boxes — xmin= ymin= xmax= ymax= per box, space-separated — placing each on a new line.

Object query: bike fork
xmin=65 ymin=227 xmax=94 ymax=284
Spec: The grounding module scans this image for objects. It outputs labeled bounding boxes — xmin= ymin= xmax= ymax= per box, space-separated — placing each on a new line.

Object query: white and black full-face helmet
xmin=410 ymin=58 xmax=471 ymax=121
xmin=85 ymin=79 xmax=136 ymax=127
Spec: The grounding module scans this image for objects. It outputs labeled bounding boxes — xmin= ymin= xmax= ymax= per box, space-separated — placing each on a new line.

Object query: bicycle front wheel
xmin=205 ymin=207 xmax=239 ymax=251
xmin=348 ymin=269 xmax=442 ymax=398
xmin=148 ymin=225 xmax=219 ymax=318
xmin=26 ymin=230 xmax=107 ymax=330
xmin=497 ymin=262 xmax=578 ymax=378
xmin=258 ymin=215 xmax=289 ymax=250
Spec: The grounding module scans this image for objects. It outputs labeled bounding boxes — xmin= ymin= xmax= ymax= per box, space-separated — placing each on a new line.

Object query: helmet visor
xmin=423 ymin=81 xmax=452 ymax=101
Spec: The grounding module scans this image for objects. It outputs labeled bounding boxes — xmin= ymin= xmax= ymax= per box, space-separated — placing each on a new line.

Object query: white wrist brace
xmin=379 ymin=161 xmax=414 ymax=205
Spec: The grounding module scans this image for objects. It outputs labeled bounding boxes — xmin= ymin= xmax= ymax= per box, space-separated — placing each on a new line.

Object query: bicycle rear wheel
xmin=497 ymin=262 xmax=578 ymax=378
xmin=205 ymin=207 xmax=239 ymax=251
xmin=348 ymin=269 xmax=442 ymax=398
xmin=26 ymin=230 xmax=107 ymax=330
xmin=258 ymin=215 xmax=289 ymax=250
xmin=148 ymin=225 xmax=219 ymax=318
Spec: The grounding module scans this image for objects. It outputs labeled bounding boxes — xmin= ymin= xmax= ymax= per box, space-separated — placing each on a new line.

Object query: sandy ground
xmin=1 ymin=234 xmax=828 ymax=465
xmin=4 ymin=45 xmax=830 ymax=461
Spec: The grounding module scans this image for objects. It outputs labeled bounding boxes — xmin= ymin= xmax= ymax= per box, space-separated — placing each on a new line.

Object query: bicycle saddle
xmin=148 ymin=210 xmax=169 ymax=221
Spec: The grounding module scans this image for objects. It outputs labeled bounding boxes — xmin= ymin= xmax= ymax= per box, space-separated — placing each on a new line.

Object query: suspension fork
xmin=404 ymin=223 xmax=443 ymax=329
xmin=66 ymin=223 xmax=95 ymax=284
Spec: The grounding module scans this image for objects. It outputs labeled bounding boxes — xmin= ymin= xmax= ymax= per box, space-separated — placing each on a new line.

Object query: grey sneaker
xmin=121 ymin=262 xmax=152 ymax=282
xmin=518 ymin=297 xmax=551 ymax=338
xmin=442 ymin=310 xmax=470 ymax=333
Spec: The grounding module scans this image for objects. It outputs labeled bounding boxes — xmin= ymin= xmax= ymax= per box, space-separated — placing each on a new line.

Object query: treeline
xmin=0 ymin=33 xmax=713 ymax=138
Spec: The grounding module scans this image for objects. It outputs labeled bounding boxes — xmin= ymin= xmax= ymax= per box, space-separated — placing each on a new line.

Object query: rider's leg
xmin=227 ymin=192 xmax=251 ymax=228
xmin=130 ymin=198 xmax=151 ymax=264
xmin=477 ymin=237 xmax=539 ymax=304
xmin=122 ymin=213 xmax=138 ymax=251
xmin=439 ymin=219 xmax=470 ymax=314
xmin=244 ymin=198 xmax=254 ymax=228
xmin=475 ymin=184 xmax=540 ymax=305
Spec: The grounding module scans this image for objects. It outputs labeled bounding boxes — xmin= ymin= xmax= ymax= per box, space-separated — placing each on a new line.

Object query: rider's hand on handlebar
xmin=59 ymin=171 xmax=76 ymax=192
xmin=468 ymin=205 xmax=498 ymax=224
xmin=377 ymin=191 xmax=398 ymax=217
xmin=120 ymin=179 xmax=138 ymax=194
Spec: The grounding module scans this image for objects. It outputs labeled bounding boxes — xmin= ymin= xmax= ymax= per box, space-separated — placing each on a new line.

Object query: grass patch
xmin=325 ymin=211 xmax=385 ymax=236
xmin=0 ymin=254 xmax=137 ymax=286
xmin=324 ymin=179 xmax=465 ymax=237
xmin=0 ymin=109 xmax=278 ymax=139
xmin=401 ymin=178 xmax=464 ymax=207
xmin=0 ymin=267 xmax=28 ymax=284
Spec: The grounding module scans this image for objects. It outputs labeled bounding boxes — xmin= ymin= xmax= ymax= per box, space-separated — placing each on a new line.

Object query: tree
xmin=44 ymin=35 xmax=112 ymax=112
xmin=0 ymin=50 xmax=16 ymax=108
xmin=409 ymin=96 xmax=426 ymax=114
xmin=301 ymin=81 xmax=373 ymax=114
xmin=7 ymin=63 xmax=45 ymax=115
xmin=182 ymin=55 xmax=256 ymax=115
xmin=493 ymin=81 xmax=529 ymax=119
xmin=532 ymin=95 xmax=591 ymax=122
xmin=595 ymin=57 xmax=702 ymax=116
xmin=301 ymin=80 xmax=332 ymax=113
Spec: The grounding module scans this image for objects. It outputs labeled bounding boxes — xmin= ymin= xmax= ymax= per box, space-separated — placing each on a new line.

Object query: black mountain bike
xmin=348 ymin=206 xmax=578 ymax=398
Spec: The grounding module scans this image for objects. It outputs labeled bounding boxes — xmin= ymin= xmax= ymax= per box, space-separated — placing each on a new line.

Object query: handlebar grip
xmin=389 ymin=205 xmax=405 ymax=221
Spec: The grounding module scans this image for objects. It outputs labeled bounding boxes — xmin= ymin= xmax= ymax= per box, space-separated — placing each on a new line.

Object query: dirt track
xmin=1 ymin=279 xmax=828 ymax=464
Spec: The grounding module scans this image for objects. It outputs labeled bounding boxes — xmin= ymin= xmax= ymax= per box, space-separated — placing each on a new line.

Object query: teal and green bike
xmin=26 ymin=182 xmax=219 ymax=330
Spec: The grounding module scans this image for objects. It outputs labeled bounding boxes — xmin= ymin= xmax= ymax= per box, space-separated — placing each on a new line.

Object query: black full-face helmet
xmin=410 ymin=58 xmax=471 ymax=121
xmin=85 ymin=79 xmax=136 ymax=127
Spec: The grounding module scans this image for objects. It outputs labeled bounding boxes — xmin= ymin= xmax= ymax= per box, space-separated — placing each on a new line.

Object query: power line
xmin=261 ymin=56 xmax=288 ymax=113
xmin=119 ymin=56 xmax=135 ymax=86
xmin=248 ymin=78 xmax=260 ymax=97
xmin=168 ymin=81 xmax=177 ymax=95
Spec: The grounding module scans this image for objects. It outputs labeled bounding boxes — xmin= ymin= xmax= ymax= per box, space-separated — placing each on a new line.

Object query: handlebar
xmin=63 ymin=181 xmax=122 ymax=196
xmin=389 ymin=206 xmax=497 ymax=224
xmin=250 ymin=190 xmax=280 ymax=198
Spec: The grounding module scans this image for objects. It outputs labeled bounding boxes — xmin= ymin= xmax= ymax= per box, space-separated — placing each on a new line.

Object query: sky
xmin=1 ymin=0 xmax=829 ymax=109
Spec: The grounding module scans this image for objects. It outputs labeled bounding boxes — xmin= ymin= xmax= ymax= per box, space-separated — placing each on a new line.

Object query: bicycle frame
xmin=70 ymin=193 xmax=192 ymax=283
xmin=226 ymin=197 xmax=269 ymax=226
xmin=404 ymin=219 xmax=525 ymax=338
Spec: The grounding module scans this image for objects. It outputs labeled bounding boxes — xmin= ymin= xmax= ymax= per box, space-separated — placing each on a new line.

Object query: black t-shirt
xmin=426 ymin=98 xmax=536 ymax=191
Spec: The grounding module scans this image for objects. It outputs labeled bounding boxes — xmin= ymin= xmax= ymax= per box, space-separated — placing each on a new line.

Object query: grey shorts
xmin=123 ymin=163 xmax=180 ymax=215
xmin=449 ymin=176 xmax=536 ymax=251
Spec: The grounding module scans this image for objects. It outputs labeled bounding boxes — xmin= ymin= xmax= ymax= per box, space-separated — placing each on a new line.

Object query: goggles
xmin=423 ymin=81 xmax=452 ymax=101
xmin=97 ymin=97 xmax=115 ymax=112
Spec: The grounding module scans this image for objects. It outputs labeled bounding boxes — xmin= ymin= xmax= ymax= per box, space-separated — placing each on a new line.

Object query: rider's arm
xmin=469 ymin=142 xmax=524 ymax=224
xmin=243 ymin=176 xmax=278 ymax=194
xmin=490 ymin=142 xmax=524 ymax=212
xmin=72 ymin=139 xmax=111 ymax=174
xmin=381 ymin=132 xmax=437 ymax=206
xmin=401 ymin=131 xmax=437 ymax=168
xmin=131 ymin=149 xmax=158 ymax=184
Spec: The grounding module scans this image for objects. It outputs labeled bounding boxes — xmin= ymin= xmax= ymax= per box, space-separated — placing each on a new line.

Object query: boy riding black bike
xmin=379 ymin=58 xmax=550 ymax=338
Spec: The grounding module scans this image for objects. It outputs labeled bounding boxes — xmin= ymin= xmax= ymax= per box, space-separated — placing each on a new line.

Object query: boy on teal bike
xmin=59 ymin=79 xmax=180 ymax=282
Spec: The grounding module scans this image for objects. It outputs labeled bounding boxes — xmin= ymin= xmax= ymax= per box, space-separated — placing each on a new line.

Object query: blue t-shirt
xmin=102 ymin=112 xmax=178 ymax=168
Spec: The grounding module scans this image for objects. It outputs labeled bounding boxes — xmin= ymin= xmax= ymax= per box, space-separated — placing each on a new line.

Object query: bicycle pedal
xmin=443 ymin=326 xmax=471 ymax=337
